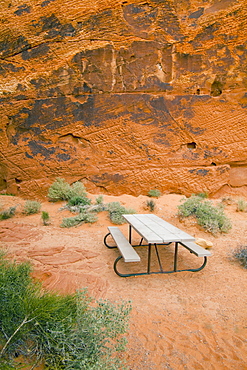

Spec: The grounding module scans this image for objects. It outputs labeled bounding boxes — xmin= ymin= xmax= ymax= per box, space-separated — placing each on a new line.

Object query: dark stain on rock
xmin=150 ymin=96 xmax=169 ymax=113
xmin=82 ymin=10 xmax=113 ymax=33
xmin=216 ymin=165 xmax=229 ymax=174
xmin=72 ymin=95 xmax=95 ymax=126
xmin=22 ymin=43 xmax=50 ymax=60
xmin=189 ymin=169 xmax=209 ymax=176
xmin=73 ymin=83 xmax=92 ymax=95
xmin=188 ymin=7 xmax=204 ymax=19
xmin=240 ymin=92 xmax=247 ymax=108
xmin=14 ymin=4 xmax=31 ymax=16
xmin=41 ymin=0 xmax=56 ymax=7
xmin=56 ymin=153 xmax=71 ymax=161
xmin=157 ymin=2 xmax=183 ymax=41
xmin=123 ymin=3 xmax=157 ymax=36
xmin=139 ymin=77 xmax=173 ymax=92
xmin=176 ymin=53 xmax=203 ymax=74
xmin=25 ymin=152 xmax=33 ymax=159
xmin=191 ymin=23 xmax=219 ymax=48
xmin=31 ymin=14 xmax=76 ymax=39
xmin=10 ymin=96 xmax=98 ymax=144
xmin=165 ymin=95 xmax=211 ymax=120
xmin=28 ymin=140 xmax=56 ymax=159
xmin=184 ymin=123 xmax=205 ymax=135
xmin=14 ymin=95 xmax=27 ymax=101
xmin=153 ymin=133 xmax=171 ymax=147
xmin=92 ymin=173 xmax=124 ymax=184
xmin=0 ymin=34 xmax=30 ymax=58
xmin=0 ymin=62 xmax=25 ymax=75
xmin=30 ymin=77 xmax=47 ymax=88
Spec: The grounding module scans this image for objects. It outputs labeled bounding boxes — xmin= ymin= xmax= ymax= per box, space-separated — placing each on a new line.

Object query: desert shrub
xmin=68 ymin=195 xmax=91 ymax=206
xmin=232 ymin=246 xmax=247 ymax=269
xmin=48 ymin=178 xmax=71 ymax=201
xmin=0 ymin=253 xmax=131 ymax=369
xmin=236 ymin=198 xmax=247 ymax=212
xmin=41 ymin=211 xmax=50 ymax=225
xmin=60 ymin=212 xmax=98 ymax=228
xmin=23 ymin=200 xmax=41 ymax=215
xmin=68 ymin=181 xmax=87 ymax=199
xmin=95 ymin=195 xmax=104 ymax=205
xmin=0 ymin=207 xmax=16 ymax=220
xmin=221 ymin=196 xmax=234 ymax=206
xmin=48 ymin=178 xmax=87 ymax=202
xmin=146 ymin=199 xmax=156 ymax=212
xmin=196 ymin=192 xmax=208 ymax=199
xmin=178 ymin=195 xmax=232 ymax=235
xmin=107 ymin=202 xmax=135 ymax=225
xmin=148 ymin=189 xmax=161 ymax=198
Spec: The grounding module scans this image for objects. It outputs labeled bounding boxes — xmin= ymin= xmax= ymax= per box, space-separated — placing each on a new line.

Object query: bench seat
xmin=108 ymin=226 xmax=140 ymax=262
xmin=179 ymin=241 xmax=212 ymax=257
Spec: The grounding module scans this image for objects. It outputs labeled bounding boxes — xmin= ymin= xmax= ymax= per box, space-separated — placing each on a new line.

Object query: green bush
xmin=0 ymin=253 xmax=131 ymax=369
xmin=95 ymin=195 xmax=104 ymax=205
xmin=68 ymin=195 xmax=91 ymax=206
xmin=107 ymin=202 xmax=135 ymax=225
xmin=68 ymin=181 xmax=87 ymax=199
xmin=178 ymin=195 xmax=232 ymax=235
xmin=41 ymin=211 xmax=50 ymax=225
xmin=0 ymin=207 xmax=16 ymax=220
xmin=148 ymin=189 xmax=161 ymax=198
xmin=48 ymin=178 xmax=87 ymax=202
xmin=23 ymin=200 xmax=41 ymax=215
xmin=232 ymin=246 xmax=247 ymax=268
xmin=236 ymin=198 xmax=247 ymax=212
xmin=196 ymin=192 xmax=208 ymax=199
xmin=146 ymin=199 xmax=156 ymax=212
xmin=61 ymin=212 xmax=98 ymax=228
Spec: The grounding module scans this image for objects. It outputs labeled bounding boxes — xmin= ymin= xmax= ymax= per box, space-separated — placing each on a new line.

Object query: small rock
xmin=195 ymin=237 xmax=213 ymax=249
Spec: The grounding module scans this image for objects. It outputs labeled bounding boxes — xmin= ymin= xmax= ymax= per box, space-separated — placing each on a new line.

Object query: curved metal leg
xmin=113 ymin=256 xmax=208 ymax=277
xmin=104 ymin=232 xmax=117 ymax=249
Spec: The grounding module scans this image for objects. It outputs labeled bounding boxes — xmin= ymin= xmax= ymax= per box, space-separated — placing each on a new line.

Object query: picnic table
xmin=104 ymin=214 xmax=212 ymax=277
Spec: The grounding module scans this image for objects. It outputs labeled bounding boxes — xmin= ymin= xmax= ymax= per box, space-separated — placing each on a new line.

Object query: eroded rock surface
xmin=0 ymin=0 xmax=247 ymax=197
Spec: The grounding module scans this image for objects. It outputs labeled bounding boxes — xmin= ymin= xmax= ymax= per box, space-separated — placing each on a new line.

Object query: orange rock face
xmin=0 ymin=0 xmax=247 ymax=198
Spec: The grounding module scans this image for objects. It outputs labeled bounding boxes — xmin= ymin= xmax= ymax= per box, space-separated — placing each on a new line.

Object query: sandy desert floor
xmin=0 ymin=191 xmax=247 ymax=370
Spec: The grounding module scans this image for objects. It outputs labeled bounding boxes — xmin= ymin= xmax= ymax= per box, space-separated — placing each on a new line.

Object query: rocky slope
xmin=0 ymin=0 xmax=247 ymax=198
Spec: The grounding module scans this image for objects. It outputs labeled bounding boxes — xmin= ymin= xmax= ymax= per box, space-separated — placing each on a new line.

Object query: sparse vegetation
xmin=61 ymin=212 xmax=98 ymax=228
xmin=107 ymin=202 xmax=136 ymax=225
xmin=236 ymin=198 xmax=247 ymax=212
xmin=221 ymin=196 xmax=234 ymax=206
xmin=0 ymin=253 xmax=131 ymax=369
xmin=23 ymin=200 xmax=41 ymax=215
xmin=146 ymin=199 xmax=156 ymax=212
xmin=41 ymin=211 xmax=50 ymax=226
xmin=68 ymin=195 xmax=91 ymax=207
xmin=48 ymin=178 xmax=87 ymax=202
xmin=95 ymin=195 xmax=104 ymax=205
xmin=196 ymin=192 xmax=208 ymax=199
xmin=148 ymin=189 xmax=161 ymax=198
xmin=0 ymin=206 xmax=16 ymax=220
xmin=232 ymin=246 xmax=247 ymax=269
xmin=178 ymin=195 xmax=232 ymax=235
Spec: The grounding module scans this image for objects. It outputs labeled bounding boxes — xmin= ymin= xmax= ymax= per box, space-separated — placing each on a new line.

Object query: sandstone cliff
xmin=0 ymin=0 xmax=247 ymax=198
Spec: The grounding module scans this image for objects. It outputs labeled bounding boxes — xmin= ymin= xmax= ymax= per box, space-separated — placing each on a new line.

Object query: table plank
xmin=123 ymin=214 xmax=195 ymax=244
xmin=134 ymin=214 xmax=179 ymax=242
xmin=145 ymin=214 xmax=195 ymax=242
xmin=123 ymin=214 xmax=163 ymax=243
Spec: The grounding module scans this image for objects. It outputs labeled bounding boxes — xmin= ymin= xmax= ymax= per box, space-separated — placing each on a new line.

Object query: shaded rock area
xmin=0 ymin=0 xmax=247 ymax=198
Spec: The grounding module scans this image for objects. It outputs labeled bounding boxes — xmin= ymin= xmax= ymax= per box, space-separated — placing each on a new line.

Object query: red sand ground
xmin=0 ymin=192 xmax=247 ymax=370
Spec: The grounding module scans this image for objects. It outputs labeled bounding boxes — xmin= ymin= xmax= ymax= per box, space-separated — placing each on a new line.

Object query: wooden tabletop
xmin=123 ymin=214 xmax=195 ymax=244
